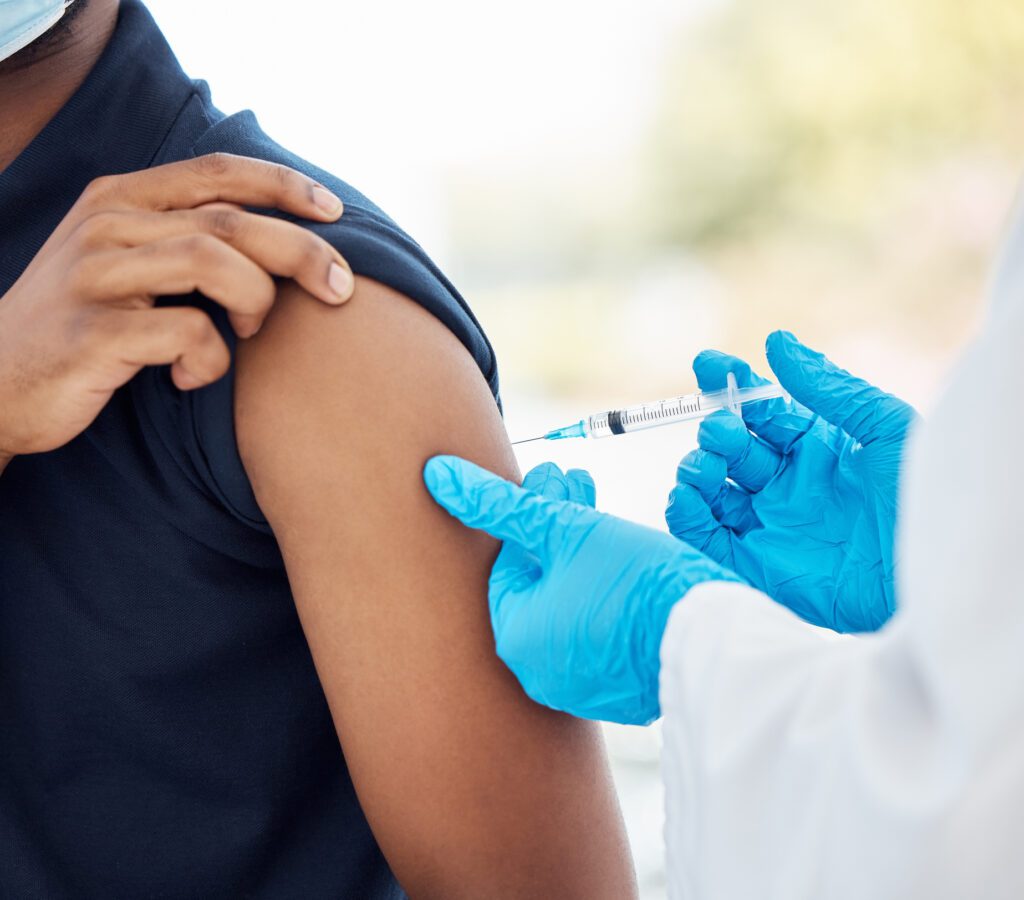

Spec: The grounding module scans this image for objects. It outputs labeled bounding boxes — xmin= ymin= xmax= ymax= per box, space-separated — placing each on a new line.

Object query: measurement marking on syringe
xmin=511 ymin=382 xmax=787 ymax=444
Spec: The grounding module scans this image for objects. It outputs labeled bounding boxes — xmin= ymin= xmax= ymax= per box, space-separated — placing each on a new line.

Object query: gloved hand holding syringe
xmin=512 ymin=372 xmax=788 ymax=444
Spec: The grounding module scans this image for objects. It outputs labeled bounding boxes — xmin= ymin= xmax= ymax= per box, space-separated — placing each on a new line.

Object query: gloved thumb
xmin=424 ymin=455 xmax=559 ymax=557
xmin=766 ymin=331 xmax=916 ymax=446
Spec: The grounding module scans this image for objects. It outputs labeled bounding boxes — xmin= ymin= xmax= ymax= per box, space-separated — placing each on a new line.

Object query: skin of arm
xmin=233 ymin=277 xmax=637 ymax=899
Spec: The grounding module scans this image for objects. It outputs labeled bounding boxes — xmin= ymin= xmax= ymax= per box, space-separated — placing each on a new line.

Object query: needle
xmin=511 ymin=436 xmax=547 ymax=445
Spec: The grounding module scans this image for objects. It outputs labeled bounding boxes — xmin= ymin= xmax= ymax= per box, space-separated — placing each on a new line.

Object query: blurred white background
xmin=145 ymin=1 xmax=1024 ymax=896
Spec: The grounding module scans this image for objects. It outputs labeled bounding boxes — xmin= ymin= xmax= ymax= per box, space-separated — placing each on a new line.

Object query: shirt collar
xmin=0 ymin=0 xmax=195 ymax=289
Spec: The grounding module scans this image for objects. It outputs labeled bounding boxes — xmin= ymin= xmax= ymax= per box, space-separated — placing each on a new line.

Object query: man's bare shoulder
xmin=233 ymin=276 xmax=509 ymax=503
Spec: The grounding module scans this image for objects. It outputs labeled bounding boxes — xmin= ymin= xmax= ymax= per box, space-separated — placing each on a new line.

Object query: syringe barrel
xmin=585 ymin=392 xmax=705 ymax=439
xmin=584 ymin=383 xmax=785 ymax=439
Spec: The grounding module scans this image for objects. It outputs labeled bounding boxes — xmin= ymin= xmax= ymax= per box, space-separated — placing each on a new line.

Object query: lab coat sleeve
xmin=659 ymin=296 xmax=1024 ymax=900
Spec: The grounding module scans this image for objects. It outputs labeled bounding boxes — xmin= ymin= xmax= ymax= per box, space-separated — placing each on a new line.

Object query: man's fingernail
xmin=312 ymin=185 xmax=343 ymax=217
xmin=177 ymin=368 xmax=203 ymax=390
xmin=328 ymin=263 xmax=354 ymax=302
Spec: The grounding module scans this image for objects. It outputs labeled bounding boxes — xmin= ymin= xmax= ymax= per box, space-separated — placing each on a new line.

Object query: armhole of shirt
xmin=138 ymin=100 xmax=502 ymax=532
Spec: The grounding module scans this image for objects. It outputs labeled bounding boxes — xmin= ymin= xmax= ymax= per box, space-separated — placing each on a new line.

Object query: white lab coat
xmin=659 ymin=212 xmax=1024 ymax=899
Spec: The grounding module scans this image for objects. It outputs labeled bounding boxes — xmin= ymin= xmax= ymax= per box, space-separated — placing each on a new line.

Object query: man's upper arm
xmin=233 ymin=278 xmax=636 ymax=899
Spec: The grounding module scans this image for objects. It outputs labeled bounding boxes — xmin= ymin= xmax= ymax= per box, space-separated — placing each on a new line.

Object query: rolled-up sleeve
xmin=141 ymin=109 xmax=501 ymax=534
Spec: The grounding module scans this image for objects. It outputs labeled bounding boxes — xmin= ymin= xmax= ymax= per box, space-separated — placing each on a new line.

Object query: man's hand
xmin=0 ymin=153 xmax=355 ymax=463
xmin=425 ymin=456 xmax=743 ymax=726
xmin=665 ymin=331 xmax=918 ymax=633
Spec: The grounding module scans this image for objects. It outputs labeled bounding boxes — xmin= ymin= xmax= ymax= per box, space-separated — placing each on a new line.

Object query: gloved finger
xmin=766 ymin=331 xmax=917 ymax=447
xmin=522 ymin=461 xmax=572 ymax=500
xmin=496 ymin=463 xmax=593 ymax=592
xmin=665 ymin=483 xmax=735 ymax=567
xmin=677 ymin=449 xmax=758 ymax=534
xmin=518 ymin=462 xmax=595 ymax=508
xmin=565 ymin=469 xmax=597 ymax=508
xmin=424 ymin=455 xmax=560 ymax=560
xmin=692 ymin=349 xmax=813 ymax=451
xmin=697 ymin=411 xmax=784 ymax=492
xmin=492 ymin=462 xmax=570 ymax=593
xmin=490 ymin=541 xmax=542 ymax=599
xmin=693 ymin=348 xmax=767 ymax=392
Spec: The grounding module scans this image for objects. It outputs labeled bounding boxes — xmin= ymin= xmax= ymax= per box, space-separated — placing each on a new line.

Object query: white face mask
xmin=0 ymin=0 xmax=76 ymax=64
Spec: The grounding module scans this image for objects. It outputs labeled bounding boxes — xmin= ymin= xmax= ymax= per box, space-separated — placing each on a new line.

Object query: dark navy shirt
xmin=0 ymin=2 xmax=499 ymax=896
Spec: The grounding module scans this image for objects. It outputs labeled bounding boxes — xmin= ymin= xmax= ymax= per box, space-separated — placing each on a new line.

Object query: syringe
xmin=512 ymin=373 xmax=787 ymax=444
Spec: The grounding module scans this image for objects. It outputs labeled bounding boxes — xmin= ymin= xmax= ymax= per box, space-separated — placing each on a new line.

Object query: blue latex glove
xmin=424 ymin=456 xmax=744 ymax=725
xmin=665 ymin=331 xmax=918 ymax=633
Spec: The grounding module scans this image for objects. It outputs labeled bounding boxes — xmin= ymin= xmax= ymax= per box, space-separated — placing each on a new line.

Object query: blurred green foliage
xmin=650 ymin=0 xmax=1024 ymax=246
xmin=457 ymin=0 xmax=1024 ymax=406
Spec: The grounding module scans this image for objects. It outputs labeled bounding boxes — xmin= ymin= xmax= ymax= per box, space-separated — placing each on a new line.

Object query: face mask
xmin=0 ymin=0 xmax=75 ymax=63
